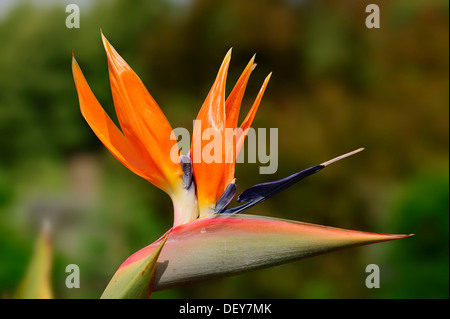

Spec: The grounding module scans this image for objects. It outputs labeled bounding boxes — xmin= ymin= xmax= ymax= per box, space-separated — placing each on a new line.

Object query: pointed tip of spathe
xmin=397 ymin=233 xmax=415 ymax=238
xmin=382 ymin=232 xmax=415 ymax=239
xmin=349 ymin=229 xmax=414 ymax=246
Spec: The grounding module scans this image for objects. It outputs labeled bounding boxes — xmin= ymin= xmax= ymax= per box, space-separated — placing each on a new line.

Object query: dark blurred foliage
xmin=0 ymin=0 xmax=448 ymax=298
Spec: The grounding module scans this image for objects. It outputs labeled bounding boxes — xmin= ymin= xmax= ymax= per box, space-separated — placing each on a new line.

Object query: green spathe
xmin=117 ymin=214 xmax=412 ymax=292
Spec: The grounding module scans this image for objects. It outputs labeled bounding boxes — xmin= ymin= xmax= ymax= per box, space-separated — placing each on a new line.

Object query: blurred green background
xmin=0 ymin=0 xmax=448 ymax=299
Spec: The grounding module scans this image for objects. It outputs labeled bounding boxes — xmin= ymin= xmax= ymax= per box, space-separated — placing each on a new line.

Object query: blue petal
xmin=214 ymin=182 xmax=237 ymax=214
xmin=224 ymin=164 xmax=324 ymax=214
xmin=180 ymin=154 xmax=193 ymax=189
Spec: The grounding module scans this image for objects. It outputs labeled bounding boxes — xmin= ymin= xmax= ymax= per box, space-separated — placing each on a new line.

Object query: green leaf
xmin=101 ymin=232 xmax=169 ymax=299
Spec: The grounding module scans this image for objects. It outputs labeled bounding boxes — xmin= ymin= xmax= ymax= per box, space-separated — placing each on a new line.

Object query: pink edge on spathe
xmin=119 ymin=228 xmax=173 ymax=271
xmin=118 ymin=214 xmax=413 ymax=275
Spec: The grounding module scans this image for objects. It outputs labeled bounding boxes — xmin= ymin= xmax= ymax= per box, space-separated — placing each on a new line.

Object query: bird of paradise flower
xmin=72 ymin=32 xmax=412 ymax=298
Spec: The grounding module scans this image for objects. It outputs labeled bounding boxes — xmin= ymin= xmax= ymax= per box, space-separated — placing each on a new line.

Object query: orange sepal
xmin=222 ymin=56 xmax=256 ymax=188
xmin=236 ymin=73 xmax=272 ymax=155
xmin=191 ymin=49 xmax=231 ymax=215
xmin=101 ymin=33 xmax=182 ymax=193
xmin=72 ymin=55 xmax=163 ymax=186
